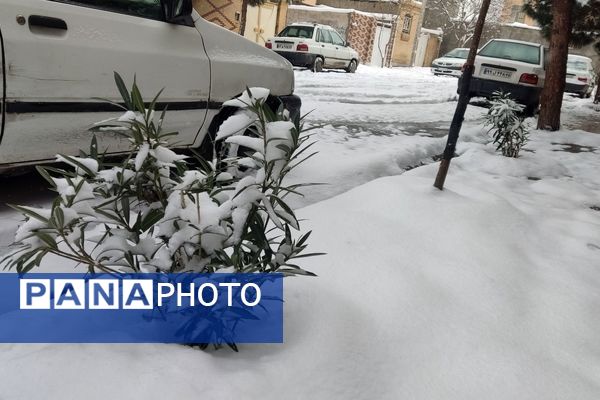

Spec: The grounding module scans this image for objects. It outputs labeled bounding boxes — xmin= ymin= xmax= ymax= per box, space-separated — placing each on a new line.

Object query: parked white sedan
xmin=0 ymin=0 xmax=299 ymax=173
xmin=265 ymin=23 xmax=360 ymax=73
xmin=565 ymin=54 xmax=596 ymax=98
xmin=431 ymin=48 xmax=469 ymax=77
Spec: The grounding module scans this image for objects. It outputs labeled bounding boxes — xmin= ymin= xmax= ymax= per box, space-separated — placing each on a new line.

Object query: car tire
xmin=312 ymin=57 xmax=323 ymax=73
xmin=197 ymin=106 xmax=239 ymax=160
xmin=345 ymin=59 xmax=357 ymax=73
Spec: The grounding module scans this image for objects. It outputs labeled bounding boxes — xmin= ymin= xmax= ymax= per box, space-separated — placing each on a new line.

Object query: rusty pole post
xmin=433 ymin=0 xmax=492 ymax=190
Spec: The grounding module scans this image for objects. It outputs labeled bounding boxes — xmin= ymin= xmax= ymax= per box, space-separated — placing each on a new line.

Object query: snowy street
xmin=1 ymin=66 xmax=600 ymax=399
xmin=0 ymin=67 xmax=481 ymax=248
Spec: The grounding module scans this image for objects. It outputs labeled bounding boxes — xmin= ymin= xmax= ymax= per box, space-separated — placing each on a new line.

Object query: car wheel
xmin=345 ymin=59 xmax=357 ymax=73
xmin=312 ymin=57 xmax=323 ymax=73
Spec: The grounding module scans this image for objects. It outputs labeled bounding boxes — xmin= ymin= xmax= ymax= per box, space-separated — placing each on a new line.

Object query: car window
xmin=567 ymin=59 xmax=590 ymax=71
xmin=478 ymin=41 xmax=541 ymax=65
xmin=50 ymin=0 xmax=164 ymax=20
xmin=319 ymin=29 xmax=333 ymax=44
xmin=445 ymin=49 xmax=469 ymax=59
xmin=278 ymin=26 xmax=314 ymax=39
xmin=330 ymin=30 xmax=345 ymax=46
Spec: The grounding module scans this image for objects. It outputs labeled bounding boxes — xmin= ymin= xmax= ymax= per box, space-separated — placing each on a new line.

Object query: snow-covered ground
xmin=287 ymin=66 xmax=485 ymax=207
xmin=1 ymin=66 xmax=600 ymax=399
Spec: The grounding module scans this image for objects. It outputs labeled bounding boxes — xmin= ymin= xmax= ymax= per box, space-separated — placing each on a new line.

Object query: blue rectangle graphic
xmin=0 ymin=273 xmax=283 ymax=343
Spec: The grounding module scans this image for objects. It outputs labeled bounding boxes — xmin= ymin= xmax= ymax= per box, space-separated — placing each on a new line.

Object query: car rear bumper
xmin=432 ymin=67 xmax=462 ymax=77
xmin=460 ymin=76 xmax=542 ymax=105
xmin=565 ymin=82 xmax=589 ymax=95
xmin=275 ymin=51 xmax=317 ymax=68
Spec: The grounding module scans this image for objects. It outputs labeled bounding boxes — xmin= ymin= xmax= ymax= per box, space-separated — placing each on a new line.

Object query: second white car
xmin=431 ymin=48 xmax=469 ymax=77
xmin=565 ymin=54 xmax=596 ymax=98
xmin=266 ymin=23 xmax=360 ymax=73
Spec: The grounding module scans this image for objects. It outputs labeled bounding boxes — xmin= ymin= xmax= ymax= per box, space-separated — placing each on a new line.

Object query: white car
xmin=460 ymin=39 xmax=546 ymax=115
xmin=431 ymin=48 xmax=469 ymax=77
xmin=0 ymin=0 xmax=299 ymax=173
xmin=565 ymin=55 xmax=596 ymax=98
xmin=265 ymin=23 xmax=360 ymax=73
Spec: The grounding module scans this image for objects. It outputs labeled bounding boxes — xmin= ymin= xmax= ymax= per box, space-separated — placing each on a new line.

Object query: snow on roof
xmin=568 ymin=54 xmax=593 ymax=61
xmin=288 ymin=4 xmax=398 ymax=20
xmin=421 ymin=27 xmax=443 ymax=36
xmin=502 ymin=22 xmax=542 ymax=31
xmin=288 ymin=0 xmax=422 ymax=16
xmin=288 ymin=4 xmax=368 ymax=16
xmin=489 ymin=38 xmax=543 ymax=47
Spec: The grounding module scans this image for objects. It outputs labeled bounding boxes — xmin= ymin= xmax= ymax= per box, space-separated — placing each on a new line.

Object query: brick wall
xmin=193 ymin=0 xmax=243 ymax=32
xmin=347 ymin=12 xmax=377 ymax=64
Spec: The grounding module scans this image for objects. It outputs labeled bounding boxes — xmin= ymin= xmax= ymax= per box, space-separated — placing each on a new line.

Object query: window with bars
xmin=402 ymin=15 xmax=412 ymax=34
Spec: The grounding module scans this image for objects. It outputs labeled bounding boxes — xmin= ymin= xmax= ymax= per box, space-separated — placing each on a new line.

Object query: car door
xmin=0 ymin=0 xmax=210 ymax=166
xmin=317 ymin=29 xmax=336 ymax=68
xmin=329 ymin=29 xmax=351 ymax=68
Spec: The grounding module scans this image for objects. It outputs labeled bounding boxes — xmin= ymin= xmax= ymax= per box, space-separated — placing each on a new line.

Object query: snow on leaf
xmin=215 ymin=112 xmax=257 ymax=141
xmin=135 ymin=143 xmax=150 ymax=171
xmin=222 ymin=87 xmax=270 ymax=108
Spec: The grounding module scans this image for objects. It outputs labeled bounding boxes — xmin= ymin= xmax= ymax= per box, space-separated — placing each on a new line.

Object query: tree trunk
xmin=595 ymin=73 xmax=600 ymax=104
xmin=239 ymin=0 xmax=249 ymax=36
xmin=537 ymin=0 xmax=574 ymax=131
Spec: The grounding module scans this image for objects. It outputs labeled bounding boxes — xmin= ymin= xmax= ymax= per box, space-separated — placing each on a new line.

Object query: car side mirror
xmin=163 ymin=0 xmax=194 ymax=25
xmin=345 ymin=41 xmax=350 ymax=47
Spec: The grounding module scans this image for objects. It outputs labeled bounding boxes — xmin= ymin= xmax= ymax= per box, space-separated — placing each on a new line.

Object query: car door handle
xmin=28 ymin=15 xmax=68 ymax=30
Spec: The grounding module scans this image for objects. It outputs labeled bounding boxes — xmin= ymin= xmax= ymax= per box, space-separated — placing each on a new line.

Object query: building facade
xmin=193 ymin=0 xmax=288 ymax=44
xmin=288 ymin=0 xmax=423 ymax=66
xmin=499 ymin=0 xmax=539 ymax=27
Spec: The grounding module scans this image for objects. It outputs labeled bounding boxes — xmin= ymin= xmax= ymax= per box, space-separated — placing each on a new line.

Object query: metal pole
xmin=433 ymin=0 xmax=492 ymax=190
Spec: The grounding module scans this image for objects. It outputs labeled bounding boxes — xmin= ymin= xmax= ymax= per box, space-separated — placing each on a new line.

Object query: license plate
xmin=482 ymin=67 xmax=513 ymax=79
xmin=277 ymin=43 xmax=293 ymax=49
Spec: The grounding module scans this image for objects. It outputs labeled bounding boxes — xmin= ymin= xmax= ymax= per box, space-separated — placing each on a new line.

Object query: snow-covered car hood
xmin=432 ymin=57 xmax=466 ymax=66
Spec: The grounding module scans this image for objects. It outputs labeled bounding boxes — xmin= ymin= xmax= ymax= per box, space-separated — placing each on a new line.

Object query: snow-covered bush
xmin=3 ymin=74 xmax=319 ymax=276
xmin=484 ymin=92 xmax=529 ymax=158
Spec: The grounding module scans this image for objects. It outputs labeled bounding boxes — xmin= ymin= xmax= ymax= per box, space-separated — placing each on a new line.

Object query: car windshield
xmin=278 ymin=26 xmax=314 ymax=39
xmin=444 ymin=49 xmax=469 ymax=59
xmin=478 ymin=41 xmax=540 ymax=64
xmin=567 ymin=60 xmax=589 ymax=71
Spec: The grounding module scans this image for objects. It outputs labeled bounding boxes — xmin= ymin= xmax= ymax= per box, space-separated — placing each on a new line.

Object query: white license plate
xmin=277 ymin=43 xmax=293 ymax=49
xmin=482 ymin=67 xmax=513 ymax=79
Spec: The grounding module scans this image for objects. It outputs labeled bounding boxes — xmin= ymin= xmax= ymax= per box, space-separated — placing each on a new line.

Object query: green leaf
xmin=141 ymin=209 xmax=165 ymax=231
xmin=114 ymin=72 xmax=132 ymax=109
xmin=131 ymin=78 xmax=146 ymax=114
xmin=36 ymin=233 xmax=58 ymax=250
xmin=8 ymin=205 xmax=49 ymax=223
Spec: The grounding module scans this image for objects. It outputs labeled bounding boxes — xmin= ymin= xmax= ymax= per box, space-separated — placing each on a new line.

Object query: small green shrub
xmin=3 ymin=74 xmax=320 ymax=276
xmin=485 ymin=92 xmax=529 ymax=158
